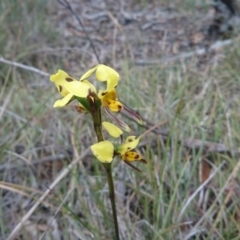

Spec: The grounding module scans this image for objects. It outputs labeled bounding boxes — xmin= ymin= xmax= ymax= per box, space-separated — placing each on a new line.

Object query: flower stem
xmin=90 ymin=101 xmax=120 ymax=239
xmin=103 ymin=163 xmax=120 ymax=240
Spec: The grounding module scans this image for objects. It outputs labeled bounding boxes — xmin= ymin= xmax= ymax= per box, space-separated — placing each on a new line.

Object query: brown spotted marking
xmin=101 ymin=92 xmax=107 ymax=96
xmin=59 ymin=85 xmax=63 ymax=92
xmin=65 ymin=77 xmax=73 ymax=82
xmin=117 ymin=104 xmax=122 ymax=110
xmin=134 ymin=154 xmax=140 ymax=159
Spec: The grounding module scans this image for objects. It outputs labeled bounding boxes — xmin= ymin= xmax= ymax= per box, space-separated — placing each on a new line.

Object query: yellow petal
xmin=56 ymin=84 xmax=69 ymax=97
xmin=106 ymin=78 xmax=118 ymax=92
xmin=102 ymin=122 xmax=123 ymax=138
xmin=105 ymin=99 xmax=123 ymax=112
xmin=122 ymin=151 xmax=143 ymax=162
xmin=51 ymin=70 xmax=74 ymax=97
xmin=99 ymin=89 xmax=123 ymax=112
xmin=118 ymin=136 xmax=140 ymax=155
xmin=64 ymin=81 xmax=91 ymax=98
xmin=91 ymin=141 xmax=114 ymax=163
xmin=98 ymin=89 xmax=117 ymax=100
xmin=53 ymin=93 xmax=73 ymax=107
xmin=50 ymin=69 xmax=91 ymax=98
xmin=50 ymin=69 xmax=92 ymax=97
xmin=50 ymin=69 xmax=68 ymax=82
xmin=50 ymin=69 xmax=77 ymax=84
xmin=80 ymin=66 xmax=98 ymax=81
xmin=95 ymin=65 xmax=119 ymax=91
xmin=81 ymin=80 xmax=96 ymax=93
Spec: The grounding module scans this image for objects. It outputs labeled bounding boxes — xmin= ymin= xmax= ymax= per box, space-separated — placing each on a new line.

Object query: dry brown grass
xmin=1 ymin=1 xmax=240 ymax=239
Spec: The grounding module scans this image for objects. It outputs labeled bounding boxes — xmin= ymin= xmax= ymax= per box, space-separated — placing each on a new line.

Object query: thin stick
xmin=0 ymin=56 xmax=50 ymax=77
xmin=6 ymin=148 xmax=90 ymax=240
xmin=134 ymin=39 xmax=234 ymax=65
xmin=38 ymin=188 xmax=74 ymax=240
xmin=0 ymin=154 xmax=78 ymax=172
xmin=57 ymin=0 xmax=101 ymax=63
xmin=177 ymin=161 xmax=226 ymax=222
xmin=0 ymin=87 xmax=14 ymax=120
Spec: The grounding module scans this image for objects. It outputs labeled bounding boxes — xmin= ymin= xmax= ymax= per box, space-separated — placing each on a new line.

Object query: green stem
xmin=103 ymin=163 xmax=120 ymax=240
xmin=90 ymin=100 xmax=119 ymax=239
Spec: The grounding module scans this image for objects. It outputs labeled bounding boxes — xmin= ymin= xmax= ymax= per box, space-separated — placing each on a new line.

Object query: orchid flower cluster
xmin=50 ymin=64 xmax=146 ymax=169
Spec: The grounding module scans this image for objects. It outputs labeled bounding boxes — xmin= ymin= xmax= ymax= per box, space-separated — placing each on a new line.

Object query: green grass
xmin=1 ymin=1 xmax=240 ymax=240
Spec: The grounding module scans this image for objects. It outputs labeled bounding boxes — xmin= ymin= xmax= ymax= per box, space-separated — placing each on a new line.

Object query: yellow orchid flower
xmin=90 ymin=140 xmax=114 ymax=163
xmin=98 ymin=89 xmax=123 ymax=113
xmin=80 ymin=65 xmax=142 ymax=126
xmin=90 ymin=136 xmax=146 ymax=164
xmin=102 ymin=121 xmax=123 ymax=138
xmin=80 ymin=64 xmax=119 ymax=92
xmin=50 ymin=69 xmax=96 ymax=108
xmin=50 ymin=67 xmax=141 ymax=132
xmin=117 ymin=136 xmax=146 ymax=164
xmin=80 ymin=65 xmax=120 ymax=112
xmin=118 ymin=136 xmax=140 ymax=154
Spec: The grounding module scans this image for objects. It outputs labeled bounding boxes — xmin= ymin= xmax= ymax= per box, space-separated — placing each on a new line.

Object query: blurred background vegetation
xmin=1 ymin=0 xmax=240 ymax=239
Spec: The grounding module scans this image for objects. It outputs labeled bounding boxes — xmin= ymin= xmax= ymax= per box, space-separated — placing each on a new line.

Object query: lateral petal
xmin=53 ymin=93 xmax=73 ymax=108
xmin=90 ymin=141 xmax=114 ymax=163
xmin=102 ymin=121 xmax=123 ymax=138
xmin=118 ymin=136 xmax=140 ymax=155
xmin=80 ymin=66 xmax=98 ymax=81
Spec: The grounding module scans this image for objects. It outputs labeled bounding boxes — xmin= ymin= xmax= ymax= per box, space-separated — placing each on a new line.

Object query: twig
xmin=184 ymin=160 xmax=240 ymax=239
xmin=57 ymin=0 xmax=101 ymax=63
xmin=0 ymin=87 xmax=14 ymax=120
xmin=0 ymin=154 xmax=84 ymax=172
xmin=6 ymin=147 xmax=90 ymax=240
xmin=177 ymin=161 xmax=226 ymax=222
xmin=0 ymin=56 xmax=50 ymax=77
xmin=134 ymin=39 xmax=234 ymax=65
xmin=211 ymin=160 xmax=240 ymax=229
xmin=38 ymin=187 xmax=74 ymax=240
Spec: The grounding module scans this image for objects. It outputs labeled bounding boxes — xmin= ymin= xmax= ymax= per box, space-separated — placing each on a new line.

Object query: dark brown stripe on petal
xmin=123 ymin=161 xmax=142 ymax=172
xmin=104 ymin=107 xmax=131 ymax=132
xmin=123 ymin=104 xmax=143 ymax=125
xmin=59 ymin=85 xmax=63 ymax=92
xmin=65 ymin=77 xmax=73 ymax=82
xmin=140 ymin=159 xmax=147 ymax=164
xmin=135 ymin=154 xmax=139 ymax=159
